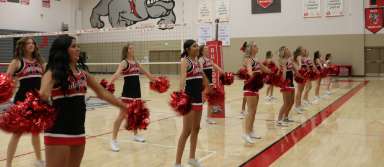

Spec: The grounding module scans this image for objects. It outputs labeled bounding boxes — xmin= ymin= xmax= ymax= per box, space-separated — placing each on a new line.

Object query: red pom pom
xmin=169 ymin=91 xmax=192 ymax=116
xmin=100 ymin=79 xmax=115 ymax=94
xmin=150 ymin=76 xmax=170 ymax=93
xmin=99 ymin=79 xmax=108 ymax=89
xmin=237 ymin=68 xmax=250 ymax=80
xmin=204 ymin=87 xmax=224 ymax=105
xmin=124 ymin=100 xmax=150 ymax=131
xmin=306 ymin=69 xmax=320 ymax=81
xmin=0 ymin=91 xmax=56 ymax=133
xmin=320 ymin=68 xmax=328 ymax=78
xmin=263 ymin=64 xmax=279 ymax=85
xmin=294 ymin=68 xmax=307 ymax=84
xmin=0 ymin=73 xmax=15 ymax=104
xmin=107 ymin=83 xmax=115 ymax=94
xmin=244 ymin=72 xmax=264 ymax=91
xmin=220 ymin=72 xmax=234 ymax=85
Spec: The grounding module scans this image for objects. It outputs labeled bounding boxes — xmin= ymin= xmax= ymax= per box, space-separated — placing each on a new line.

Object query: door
xmin=365 ymin=47 xmax=382 ymax=76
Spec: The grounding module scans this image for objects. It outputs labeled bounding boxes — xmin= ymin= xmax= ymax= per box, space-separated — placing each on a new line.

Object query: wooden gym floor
xmin=0 ymin=75 xmax=381 ymax=167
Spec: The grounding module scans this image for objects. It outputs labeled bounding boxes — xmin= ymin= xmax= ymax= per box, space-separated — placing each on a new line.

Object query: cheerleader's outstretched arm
xmin=110 ymin=62 xmax=124 ymax=84
xmin=87 ymin=72 xmax=127 ymax=110
xmin=139 ymin=64 xmax=155 ymax=82
xmin=212 ymin=63 xmax=224 ymax=74
xmin=6 ymin=59 xmax=19 ymax=76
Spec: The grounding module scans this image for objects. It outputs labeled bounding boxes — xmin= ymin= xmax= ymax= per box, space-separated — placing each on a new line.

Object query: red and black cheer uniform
xmin=14 ymin=58 xmax=44 ymax=103
xmin=262 ymin=60 xmax=277 ymax=85
xmin=281 ymin=60 xmax=295 ymax=92
xmin=199 ymin=56 xmax=213 ymax=85
xmin=185 ymin=57 xmax=204 ymax=111
xmin=45 ymin=70 xmax=87 ymax=145
xmin=243 ymin=58 xmax=263 ymax=96
xmin=120 ymin=60 xmax=141 ymax=103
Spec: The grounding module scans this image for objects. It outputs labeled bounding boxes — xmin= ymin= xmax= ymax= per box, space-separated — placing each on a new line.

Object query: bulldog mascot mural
xmin=90 ymin=0 xmax=176 ymax=29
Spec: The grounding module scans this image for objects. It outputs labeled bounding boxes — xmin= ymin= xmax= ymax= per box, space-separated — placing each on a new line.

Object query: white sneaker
xmin=303 ymin=100 xmax=312 ymax=106
xmin=312 ymin=97 xmax=320 ymax=104
xmin=271 ymin=96 xmax=278 ymax=101
xmin=174 ymin=164 xmax=182 ymax=167
xmin=206 ymin=118 xmax=216 ymax=124
xmin=294 ymin=107 xmax=303 ymax=114
xmin=188 ymin=159 xmax=203 ymax=167
xmin=326 ymin=91 xmax=332 ymax=95
xmin=264 ymin=96 xmax=271 ymax=103
xmin=249 ymin=131 xmax=262 ymax=139
xmin=242 ymin=134 xmax=255 ymax=144
xmin=284 ymin=118 xmax=295 ymax=123
xmin=110 ymin=140 xmax=120 ymax=152
xmin=34 ymin=160 xmax=45 ymax=167
xmin=276 ymin=121 xmax=289 ymax=127
xmin=133 ymin=135 xmax=146 ymax=143
xmin=239 ymin=111 xmax=245 ymax=119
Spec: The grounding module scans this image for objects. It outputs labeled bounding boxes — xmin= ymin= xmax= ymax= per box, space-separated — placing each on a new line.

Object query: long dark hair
xmin=325 ymin=53 xmax=332 ymax=60
xmin=121 ymin=43 xmax=134 ymax=61
xmin=13 ymin=37 xmax=44 ymax=65
xmin=181 ymin=39 xmax=196 ymax=58
xmin=240 ymin=41 xmax=256 ymax=57
xmin=266 ymin=51 xmax=272 ymax=59
xmin=293 ymin=46 xmax=303 ymax=62
xmin=314 ymin=51 xmax=320 ymax=62
xmin=198 ymin=45 xmax=206 ymax=58
xmin=47 ymin=35 xmax=86 ymax=92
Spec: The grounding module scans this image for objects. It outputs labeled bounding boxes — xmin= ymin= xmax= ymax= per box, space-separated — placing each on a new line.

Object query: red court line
xmin=240 ymin=80 xmax=368 ymax=167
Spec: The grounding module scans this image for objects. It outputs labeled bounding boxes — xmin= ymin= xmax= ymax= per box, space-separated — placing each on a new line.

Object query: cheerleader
xmin=175 ymin=40 xmax=209 ymax=167
xmin=5 ymin=37 xmax=45 ymax=167
xmin=324 ymin=53 xmax=333 ymax=95
xmin=276 ymin=46 xmax=296 ymax=126
xmin=302 ymin=49 xmax=318 ymax=105
xmin=240 ymin=42 xmax=270 ymax=144
xmin=313 ymin=51 xmax=324 ymax=102
xmin=109 ymin=43 xmax=155 ymax=151
xmin=293 ymin=47 xmax=306 ymax=114
xmin=39 ymin=35 xmax=128 ymax=167
xmin=263 ymin=51 xmax=279 ymax=102
xmin=198 ymin=45 xmax=223 ymax=124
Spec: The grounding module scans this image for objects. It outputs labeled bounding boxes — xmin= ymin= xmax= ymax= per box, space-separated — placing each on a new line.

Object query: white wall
xmin=230 ymin=0 xmax=368 ymax=37
xmin=77 ymin=0 xmax=383 ymax=43
xmin=78 ymin=0 xmax=197 ymax=43
xmin=0 ymin=0 xmax=79 ymax=32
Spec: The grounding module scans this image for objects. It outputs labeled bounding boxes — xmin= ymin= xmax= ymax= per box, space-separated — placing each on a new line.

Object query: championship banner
xmin=198 ymin=23 xmax=213 ymax=45
xmin=325 ymin=0 xmax=343 ymax=17
xmin=42 ymin=0 xmax=50 ymax=8
xmin=365 ymin=8 xmax=383 ymax=33
xmin=7 ymin=0 xmax=19 ymax=3
xmin=215 ymin=0 xmax=230 ymax=22
xmin=218 ymin=23 xmax=230 ymax=46
xmin=20 ymin=0 xmax=29 ymax=5
xmin=303 ymin=0 xmax=321 ymax=18
xmin=252 ymin=0 xmax=281 ymax=14
xmin=198 ymin=0 xmax=213 ymax=22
